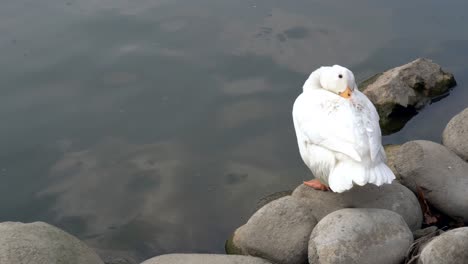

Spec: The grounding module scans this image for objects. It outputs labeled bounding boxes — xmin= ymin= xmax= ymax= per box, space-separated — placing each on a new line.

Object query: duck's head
xmin=304 ymin=65 xmax=357 ymax=99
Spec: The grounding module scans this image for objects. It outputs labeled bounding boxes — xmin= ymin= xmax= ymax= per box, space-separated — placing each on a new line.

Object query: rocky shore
xmin=224 ymin=105 xmax=467 ymax=264
xmin=0 ymin=60 xmax=466 ymax=264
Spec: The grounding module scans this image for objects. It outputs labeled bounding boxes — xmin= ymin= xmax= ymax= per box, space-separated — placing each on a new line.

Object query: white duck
xmin=292 ymin=65 xmax=395 ymax=193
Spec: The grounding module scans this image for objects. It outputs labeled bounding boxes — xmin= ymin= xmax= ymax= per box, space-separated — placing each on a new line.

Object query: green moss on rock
xmin=225 ymin=232 xmax=243 ymax=255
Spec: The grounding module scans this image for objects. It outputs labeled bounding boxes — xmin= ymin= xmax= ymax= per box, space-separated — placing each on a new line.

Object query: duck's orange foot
xmin=303 ymin=179 xmax=330 ymax=191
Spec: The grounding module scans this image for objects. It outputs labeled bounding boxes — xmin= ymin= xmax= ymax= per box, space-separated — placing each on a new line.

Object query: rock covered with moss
xmin=360 ymin=58 xmax=456 ymax=134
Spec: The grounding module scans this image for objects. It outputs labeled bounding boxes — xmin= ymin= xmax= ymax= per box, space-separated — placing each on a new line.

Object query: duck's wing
xmin=354 ymin=90 xmax=384 ymax=162
xmin=292 ymin=91 xmax=362 ymax=162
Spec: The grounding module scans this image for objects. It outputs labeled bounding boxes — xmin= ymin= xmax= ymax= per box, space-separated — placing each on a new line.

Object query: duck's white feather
xmin=292 ymin=70 xmax=394 ymax=192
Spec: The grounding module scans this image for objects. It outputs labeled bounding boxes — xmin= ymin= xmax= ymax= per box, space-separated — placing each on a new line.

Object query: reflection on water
xmin=0 ymin=0 xmax=467 ymax=261
xmin=39 ymin=137 xmax=298 ymax=260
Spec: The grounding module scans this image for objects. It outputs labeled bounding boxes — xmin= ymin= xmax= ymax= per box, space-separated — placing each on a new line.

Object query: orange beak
xmin=339 ymin=86 xmax=352 ymax=99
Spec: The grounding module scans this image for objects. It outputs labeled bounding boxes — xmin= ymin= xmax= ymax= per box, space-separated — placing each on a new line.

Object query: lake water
xmin=1 ymin=0 xmax=467 ymax=261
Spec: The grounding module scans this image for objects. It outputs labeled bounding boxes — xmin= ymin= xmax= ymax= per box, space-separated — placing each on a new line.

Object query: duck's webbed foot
xmin=303 ymin=179 xmax=330 ymax=191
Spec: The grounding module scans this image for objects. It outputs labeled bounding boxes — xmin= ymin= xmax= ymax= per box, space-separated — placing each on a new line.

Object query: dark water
xmin=1 ymin=0 xmax=467 ymax=261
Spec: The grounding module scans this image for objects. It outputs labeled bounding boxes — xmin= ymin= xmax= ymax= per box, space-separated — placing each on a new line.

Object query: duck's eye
xmin=338 ymin=74 xmax=343 ymax=79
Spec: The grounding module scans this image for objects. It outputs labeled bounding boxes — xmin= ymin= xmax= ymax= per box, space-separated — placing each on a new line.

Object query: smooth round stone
xmin=384 ymin=144 xmax=402 ymax=180
xmin=292 ymin=181 xmax=422 ymax=231
xmin=0 ymin=222 xmax=104 ymax=264
xmin=232 ymin=196 xmax=317 ymax=264
xmin=443 ymin=107 xmax=468 ymax=161
xmin=395 ymin=140 xmax=468 ymax=222
xmin=308 ymin=208 xmax=413 ymax=264
xmin=419 ymin=227 xmax=468 ymax=264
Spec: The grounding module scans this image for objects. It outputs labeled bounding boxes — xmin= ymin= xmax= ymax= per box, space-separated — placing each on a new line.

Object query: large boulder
xmin=443 ymin=107 xmax=468 ymax=161
xmin=231 ymin=196 xmax=317 ymax=264
xmin=418 ymin=227 xmax=468 ymax=264
xmin=291 ymin=182 xmax=422 ymax=231
xmin=360 ymin=58 xmax=456 ymax=134
xmin=0 ymin=221 xmax=104 ymax=264
xmin=141 ymin=254 xmax=273 ymax=264
xmin=308 ymin=208 xmax=413 ymax=264
xmin=394 ymin=140 xmax=468 ymax=222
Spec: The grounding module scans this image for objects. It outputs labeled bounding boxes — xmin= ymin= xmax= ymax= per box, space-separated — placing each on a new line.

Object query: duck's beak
xmin=339 ymin=86 xmax=352 ymax=99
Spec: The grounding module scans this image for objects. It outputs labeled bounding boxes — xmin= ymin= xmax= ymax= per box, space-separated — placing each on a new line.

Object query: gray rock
xmin=384 ymin=144 xmax=402 ymax=180
xmin=443 ymin=107 xmax=468 ymax=161
xmin=394 ymin=140 xmax=468 ymax=222
xmin=0 ymin=221 xmax=104 ymax=264
xmin=141 ymin=254 xmax=273 ymax=264
xmin=309 ymin=208 xmax=413 ymax=264
xmin=418 ymin=227 xmax=468 ymax=264
xmin=254 ymin=190 xmax=292 ymax=211
xmin=232 ymin=196 xmax=317 ymax=264
xmin=361 ymin=58 xmax=456 ymax=134
xmin=291 ymin=181 xmax=422 ymax=231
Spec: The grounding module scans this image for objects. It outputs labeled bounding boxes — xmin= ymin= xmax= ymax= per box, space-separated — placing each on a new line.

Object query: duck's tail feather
xmin=328 ymin=161 xmax=395 ymax=193
xmin=328 ymin=161 xmax=366 ymax=193
xmin=367 ymin=163 xmax=395 ymax=186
